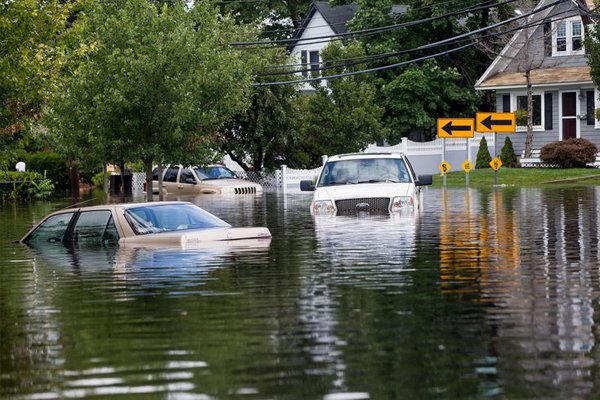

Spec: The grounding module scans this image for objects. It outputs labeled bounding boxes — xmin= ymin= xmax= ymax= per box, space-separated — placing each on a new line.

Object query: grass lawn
xmin=431 ymin=167 xmax=600 ymax=188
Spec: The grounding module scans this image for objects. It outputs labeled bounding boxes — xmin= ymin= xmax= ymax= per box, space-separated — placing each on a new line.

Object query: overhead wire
xmin=229 ymin=0 xmax=485 ymax=38
xmin=252 ymin=0 xmax=564 ymax=86
xmin=232 ymin=0 xmax=520 ymax=48
xmin=257 ymin=7 xmax=578 ymax=77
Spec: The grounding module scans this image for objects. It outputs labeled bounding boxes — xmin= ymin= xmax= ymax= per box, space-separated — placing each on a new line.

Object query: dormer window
xmin=553 ymin=17 xmax=584 ymax=56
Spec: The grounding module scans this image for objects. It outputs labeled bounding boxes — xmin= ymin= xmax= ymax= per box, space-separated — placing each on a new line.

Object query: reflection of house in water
xmin=438 ymin=187 xmax=599 ymax=397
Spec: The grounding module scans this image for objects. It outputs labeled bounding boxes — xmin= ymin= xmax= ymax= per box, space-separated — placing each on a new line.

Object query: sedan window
xmin=73 ymin=211 xmax=119 ymax=245
xmin=25 ymin=212 xmax=75 ymax=244
xmin=124 ymin=204 xmax=230 ymax=235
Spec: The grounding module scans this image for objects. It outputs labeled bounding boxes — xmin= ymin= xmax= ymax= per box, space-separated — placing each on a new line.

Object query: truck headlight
xmin=311 ymin=200 xmax=336 ymax=215
xmin=390 ymin=196 xmax=413 ymax=212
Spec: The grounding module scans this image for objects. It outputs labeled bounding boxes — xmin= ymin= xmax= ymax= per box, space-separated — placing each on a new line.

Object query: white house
xmin=288 ymin=2 xmax=407 ymax=92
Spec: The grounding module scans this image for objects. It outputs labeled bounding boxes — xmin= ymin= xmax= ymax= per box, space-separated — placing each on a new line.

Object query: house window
xmin=309 ymin=51 xmax=320 ymax=77
xmin=301 ymin=50 xmax=308 ymax=78
xmin=553 ymin=17 xmax=584 ymax=56
xmin=515 ymin=94 xmax=543 ymax=129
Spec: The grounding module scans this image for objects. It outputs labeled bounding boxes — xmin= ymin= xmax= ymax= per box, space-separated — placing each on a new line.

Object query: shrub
xmin=25 ymin=152 xmax=70 ymax=189
xmin=0 ymin=171 xmax=54 ymax=202
xmin=500 ymin=137 xmax=517 ymax=168
xmin=540 ymin=138 xmax=598 ymax=168
xmin=475 ymin=136 xmax=492 ymax=168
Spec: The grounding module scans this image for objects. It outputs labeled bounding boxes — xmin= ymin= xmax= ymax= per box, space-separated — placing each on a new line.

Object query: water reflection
xmin=5 ymin=188 xmax=600 ymax=398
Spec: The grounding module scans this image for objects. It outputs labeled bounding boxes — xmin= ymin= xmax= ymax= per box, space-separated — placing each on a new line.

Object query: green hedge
xmin=25 ymin=152 xmax=70 ymax=189
xmin=0 ymin=171 xmax=54 ymax=202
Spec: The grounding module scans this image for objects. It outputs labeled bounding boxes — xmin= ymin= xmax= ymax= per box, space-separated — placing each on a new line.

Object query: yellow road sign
xmin=437 ymin=118 xmax=474 ymax=138
xmin=462 ymin=160 xmax=473 ymax=173
xmin=489 ymin=157 xmax=503 ymax=171
xmin=439 ymin=161 xmax=451 ymax=175
xmin=476 ymin=112 xmax=515 ymax=133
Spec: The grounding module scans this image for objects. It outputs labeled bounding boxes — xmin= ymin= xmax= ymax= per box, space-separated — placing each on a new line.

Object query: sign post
xmin=476 ymin=112 xmax=515 ymax=188
xmin=461 ymin=159 xmax=473 ymax=187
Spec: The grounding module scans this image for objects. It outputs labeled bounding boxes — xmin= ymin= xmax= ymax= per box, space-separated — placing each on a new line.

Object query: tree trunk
xmin=69 ymin=153 xmax=79 ymax=194
xmin=524 ymin=69 xmax=534 ymax=158
xmin=144 ymin=157 xmax=153 ymax=202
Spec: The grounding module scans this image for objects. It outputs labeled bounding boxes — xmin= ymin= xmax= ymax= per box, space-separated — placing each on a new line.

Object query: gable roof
xmin=288 ymin=2 xmax=408 ymax=52
xmin=475 ymin=0 xmax=596 ymax=90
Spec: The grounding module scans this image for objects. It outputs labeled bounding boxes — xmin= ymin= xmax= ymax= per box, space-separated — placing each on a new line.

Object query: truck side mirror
xmin=300 ymin=180 xmax=315 ymax=191
xmin=416 ymin=175 xmax=433 ymax=186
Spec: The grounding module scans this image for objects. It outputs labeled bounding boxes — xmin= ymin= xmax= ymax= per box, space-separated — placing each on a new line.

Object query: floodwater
xmin=2 ymin=186 xmax=600 ymax=399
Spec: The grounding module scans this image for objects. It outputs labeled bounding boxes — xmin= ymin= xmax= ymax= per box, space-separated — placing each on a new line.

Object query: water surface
xmin=2 ymin=187 xmax=600 ymax=399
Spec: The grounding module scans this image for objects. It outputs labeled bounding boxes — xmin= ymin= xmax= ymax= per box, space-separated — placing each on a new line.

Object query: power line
xmin=233 ymin=0 xmax=519 ymax=48
xmin=257 ymin=7 xmax=578 ymax=77
xmin=253 ymin=42 xmax=479 ymax=86
xmin=252 ymin=0 xmax=564 ymax=86
xmin=233 ymin=0 xmax=485 ymax=38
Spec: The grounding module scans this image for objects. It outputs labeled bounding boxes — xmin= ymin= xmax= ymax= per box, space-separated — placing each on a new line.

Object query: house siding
xmin=498 ymin=1 xmax=588 ymax=75
xmin=290 ymin=10 xmax=334 ymax=91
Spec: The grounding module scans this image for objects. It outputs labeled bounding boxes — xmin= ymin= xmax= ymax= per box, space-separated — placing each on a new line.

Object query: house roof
xmin=476 ymin=0 xmax=596 ymax=90
xmin=476 ymin=66 xmax=592 ymax=89
xmin=287 ymin=2 xmax=408 ymax=52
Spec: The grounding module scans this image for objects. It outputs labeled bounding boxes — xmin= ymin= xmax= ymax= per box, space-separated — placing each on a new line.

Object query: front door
xmin=562 ymin=92 xmax=577 ymax=140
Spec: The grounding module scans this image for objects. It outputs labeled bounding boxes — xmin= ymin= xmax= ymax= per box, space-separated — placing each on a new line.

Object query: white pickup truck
xmin=300 ymin=152 xmax=432 ymax=216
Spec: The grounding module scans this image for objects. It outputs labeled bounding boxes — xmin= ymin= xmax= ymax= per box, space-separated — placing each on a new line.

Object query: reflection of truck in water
xmin=301 ymin=152 xmax=432 ymax=216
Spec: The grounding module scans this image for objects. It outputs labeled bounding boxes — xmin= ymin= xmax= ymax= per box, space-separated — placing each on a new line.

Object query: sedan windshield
xmin=318 ymin=158 xmax=411 ymax=187
xmin=194 ymin=166 xmax=236 ymax=180
xmin=124 ymin=204 xmax=230 ymax=235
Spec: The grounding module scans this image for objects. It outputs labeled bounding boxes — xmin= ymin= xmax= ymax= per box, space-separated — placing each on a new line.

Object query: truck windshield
xmin=317 ymin=158 xmax=411 ymax=187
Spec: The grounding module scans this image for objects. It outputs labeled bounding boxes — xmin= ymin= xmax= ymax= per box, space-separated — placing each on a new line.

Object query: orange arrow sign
xmin=476 ymin=112 xmax=515 ymax=133
xmin=437 ymin=118 xmax=474 ymax=138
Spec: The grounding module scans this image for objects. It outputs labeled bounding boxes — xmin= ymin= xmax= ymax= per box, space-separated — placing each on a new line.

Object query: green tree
xmin=500 ymin=136 xmax=517 ymax=168
xmin=347 ymin=0 xmax=485 ymax=141
xmin=475 ymin=136 xmax=492 ymax=169
xmin=217 ymin=0 xmax=313 ymax=39
xmin=293 ymin=42 xmax=388 ymax=167
xmin=219 ymin=49 xmax=299 ymax=172
xmin=0 ymin=0 xmax=89 ymax=168
xmin=50 ymin=0 xmax=254 ymax=199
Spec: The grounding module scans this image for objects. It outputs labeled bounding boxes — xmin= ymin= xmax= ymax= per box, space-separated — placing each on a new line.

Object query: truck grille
xmin=234 ymin=187 xmax=257 ymax=194
xmin=335 ymin=197 xmax=390 ymax=215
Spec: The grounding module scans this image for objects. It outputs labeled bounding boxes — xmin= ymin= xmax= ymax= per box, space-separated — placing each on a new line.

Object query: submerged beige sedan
xmin=20 ymin=201 xmax=271 ymax=248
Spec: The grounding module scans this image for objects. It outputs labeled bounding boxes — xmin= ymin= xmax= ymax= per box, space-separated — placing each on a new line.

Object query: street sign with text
xmin=476 ymin=112 xmax=516 ymax=133
xmin=437 ymin=118 xmax=475 ymax=138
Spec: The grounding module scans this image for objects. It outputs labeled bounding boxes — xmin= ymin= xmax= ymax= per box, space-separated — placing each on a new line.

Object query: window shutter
xmin=301 ymin=51 xmax=307 ymax=78
xmin=544 ymin=92 xmax=553 ymax=130
xmin=502 ymin=95 xmax=510 ymax=112
xmin=587 ymin=91 xmax=595 ymax=125
xmin=544 ymin=22 xmax=552 ymax=56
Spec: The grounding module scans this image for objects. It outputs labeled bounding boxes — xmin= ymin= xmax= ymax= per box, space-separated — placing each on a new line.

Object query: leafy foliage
xmin=0 ymin=171 xmax=54 ymax=202
xmin=26 ymin=152 xmax=69 ymax=189
xmin=500 ymin=136 xmax=517 ymax=168
xmin=347 ymin=0 xmax=484 ymax=141
xmin=475 ymin=136 xmax=492 ymax=169
xmin=219 ymin=48 xmax=299 ymax=172
xmin=540 ymin=139 xmax=598 ymax=168
xmin=292 ymin=42 xmax=388 ymax=167
xmin=0 ymin=0 xmax=87 ymax=136
xmin=49 ymin=0 xmax=255 ymax=197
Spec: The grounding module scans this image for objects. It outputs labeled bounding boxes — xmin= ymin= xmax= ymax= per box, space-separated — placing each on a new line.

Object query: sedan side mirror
xmin=416 ymin=175 xmax=433 ymax=186
xmin=300 ymin=180 xmax=315 ymax=191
